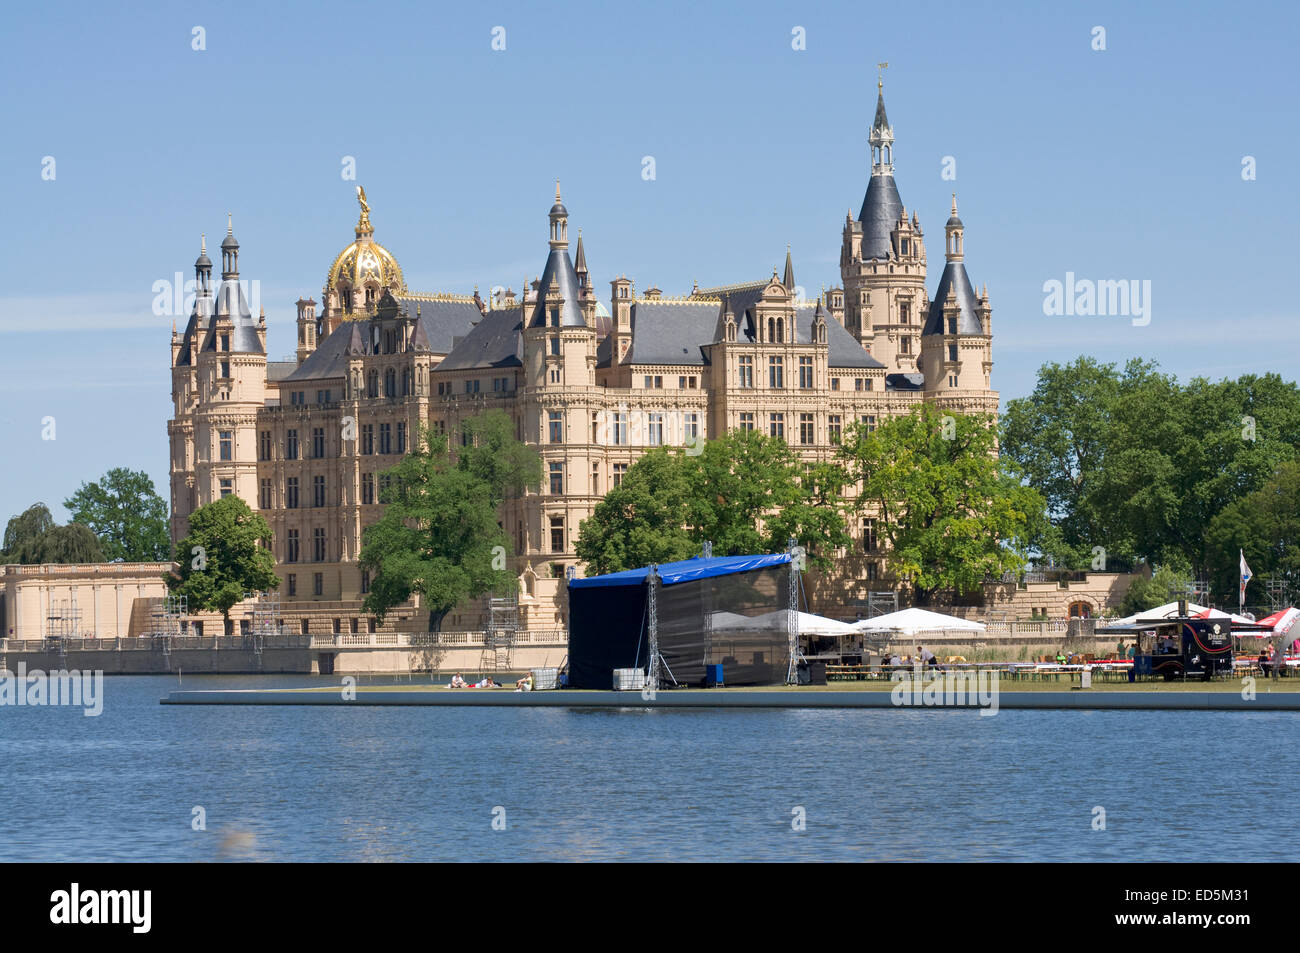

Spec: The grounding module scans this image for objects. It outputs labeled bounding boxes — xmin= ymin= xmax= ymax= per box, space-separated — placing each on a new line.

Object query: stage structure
xmin=567 ymin=552 xmax=799 ymax=689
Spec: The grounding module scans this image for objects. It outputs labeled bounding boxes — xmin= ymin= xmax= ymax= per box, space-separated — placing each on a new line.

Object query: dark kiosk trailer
xmin=1131 ymin=617 xmax=1234 ymax=680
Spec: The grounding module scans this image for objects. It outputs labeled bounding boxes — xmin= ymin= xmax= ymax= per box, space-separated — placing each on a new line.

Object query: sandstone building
xmin=167 ymin=87 xmax=999 ymax=633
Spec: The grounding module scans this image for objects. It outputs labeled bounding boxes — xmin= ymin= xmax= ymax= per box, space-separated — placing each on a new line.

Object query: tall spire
xmin=783 ymin=244 xmax=795 ymax=291
xmin=869 ymin=65 xmax=894 ymax=177
xmin=945 ymin=192 xmax=964 ymax=262
xmin=195 ymin=233 xmax=213 ymax=298
xmin=220 ymin=214 xmax=239 ymax=279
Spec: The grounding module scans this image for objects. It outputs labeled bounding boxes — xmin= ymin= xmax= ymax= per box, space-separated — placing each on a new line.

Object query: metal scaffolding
xmin=482 ymin=595 xmax=518 ymax=672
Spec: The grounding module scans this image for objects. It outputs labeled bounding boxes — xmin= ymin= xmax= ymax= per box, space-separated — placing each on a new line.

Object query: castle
xmin=167 ymin=85 xmax=998 ymax=634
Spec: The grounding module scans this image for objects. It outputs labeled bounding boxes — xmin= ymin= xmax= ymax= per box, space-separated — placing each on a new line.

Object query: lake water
xmin=1 ymin=674 xmax=1295 ymax=862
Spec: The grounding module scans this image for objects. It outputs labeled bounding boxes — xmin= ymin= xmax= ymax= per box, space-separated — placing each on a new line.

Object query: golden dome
xmin=326 ymin=186 xmax=406 ymax=299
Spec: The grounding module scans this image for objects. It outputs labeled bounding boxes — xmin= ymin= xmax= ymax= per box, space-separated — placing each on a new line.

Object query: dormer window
xmin=220 ymin=333 xmax=229 ymax=351
xmin=549 ymin=308 xmax=560 ymax=328
xmin=900 ymin=239 xmax=910 ymax=255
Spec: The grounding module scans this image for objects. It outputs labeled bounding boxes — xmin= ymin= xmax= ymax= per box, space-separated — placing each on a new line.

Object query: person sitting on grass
xmin=449 ymin=673 xmax=467 ymax=689
xmin=515 ymin=673 xmax=534 ymax=692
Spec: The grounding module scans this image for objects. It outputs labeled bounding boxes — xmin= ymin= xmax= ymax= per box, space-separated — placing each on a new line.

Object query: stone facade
xmin=167 ymin=87 xmax=1000 ymax=632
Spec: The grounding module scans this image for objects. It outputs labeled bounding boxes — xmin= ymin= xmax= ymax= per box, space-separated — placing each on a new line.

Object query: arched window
xmin=401 ymin=368 xmax=412 ymax=396
xmin=367 ymin=370 xmax=379 ymax=398
xmin=384 ymin=368 xmax=396 ymax=397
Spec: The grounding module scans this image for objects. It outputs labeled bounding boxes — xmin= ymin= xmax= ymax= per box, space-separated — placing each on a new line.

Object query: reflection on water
xmin=0 ymin=675 xmax=1295 ymax=861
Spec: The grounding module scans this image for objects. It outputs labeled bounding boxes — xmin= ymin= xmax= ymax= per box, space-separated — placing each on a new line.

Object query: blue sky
xmin=1 ymin=0 xmax=1296 ymax=524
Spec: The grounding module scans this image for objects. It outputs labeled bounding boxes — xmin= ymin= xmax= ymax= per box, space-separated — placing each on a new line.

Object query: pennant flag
xmin=1239 ymin=550 xmax=1253 ymax=605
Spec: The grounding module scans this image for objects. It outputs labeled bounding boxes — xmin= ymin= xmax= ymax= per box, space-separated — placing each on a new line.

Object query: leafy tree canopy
xmin=64 ymin=467 xmax=170 ymax=562
xmin=168 ymin=495 xmax=278 ymax=636
xmin=0 ymin=503 xmax=105 ymax=565
xmin=838 ymin=405 xmax=1044 ymax=602
xmin=360 ymin=411 xmax=541 ymax=631
xmin=576 ymin=429 xmax=853 ymax=575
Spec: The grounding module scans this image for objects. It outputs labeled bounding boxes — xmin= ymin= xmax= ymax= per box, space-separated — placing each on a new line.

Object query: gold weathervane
xmin=877 ymin=61 xmax=888 ymax=92
xmin=356 ymin=185 xmax=372 ymax=234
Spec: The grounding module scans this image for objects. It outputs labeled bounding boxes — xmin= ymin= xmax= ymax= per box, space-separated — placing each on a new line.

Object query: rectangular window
xmin=613 ymin=412 xmax=627 ymax=446
xmin=799 ymin=356 xmax=813 ymax=389
xmin=678 ymin=376 xmax=687 ymax=389
xmin=867 ymin=561 xmax=879 ymax=581
xmin=549 ymin=462 xmax=564 ymax=495
xmin=360 ymin=570 xmax=370 ymax=595
xmin=591 ymin=463 xmax=600 ymax=495
xmin=769 ymin=413 xmax=785 ymax=439
xmin=738 ymin=355 xmax=753 ymax=388
xmin=684 ymin=413 xmax=699 ymax=444
xmin=361 ymin=424 xmax=374 ymax=455
xmin=313 ymin=475 xmax=326 ymax=508
xmin=313 ymin=572 xmax=323 ymax=597
xmin=286 ymin=429 xmax=299 ymax=460
xmin=550 ymin=516 xmax=565 ymax=554
xmin=396 ymin=422 xmax=406 ymax=454
xmin=362 ymin=472 xmax=374 ymax=505
xmin=548 ymin=411 xmax=563 ymax=444
xmin=312 ymin=427 xmax=325 ymax=459
xmin=286 ymin=529 xmax=299 ymax=563
xmin=899 ymin=301 xmax=910 ymax=324
xmin=220 ymin=333 xmax=229 ymax=351
xmin=739 ymin=412 xmax=755 ymax=432
xmin=313 ymin=527 xmax=326 ymax=562
xmin=949 ymin=344 xmax=958 ymax=362
xmin=866 ymin=377 xmax=873 ymax=391
xmin=286 ymin=477 xmax=299 ymax=509
xmin=647 ymin=413 xmax=663 ymax=446
xmin=219 ymin=431 xmax=232 ymax=461
xmin=549 ymin=337 xmax=560 ymax=357
xmin=768 ymin=356 xmax=784 ymax=389
xmin=829 ymin=415 xmax=842 ymax=445
xmin=259 ymin=478 xmax=272 ymax=509
xmin=863 ymin=518 xmax=878 ymax=553
xmin=220 ymin=361 xmax=230 ymax=379
xmin=866 ymin=415 xmax=877 ymax=433
xmin=549 ymin=307 xmax=560 ymax=328
xmin=855 ymin=378 xmax=865 ymax=392
xmin=900 ymin=337 xmax=911 ymax=355
xmin=287 ymin=573 xmax=296 ymax=597
xmin=799 ymin=413 xmax=814 ymax=446
xmin=379 ymin=423 xmax=392 ymax=454
xmin=219 ymin=478 xmax=232 ymax=497
xmin=258 ymin=430 xmax=271 ymax=461
xmin=612 ymin=463 xmax=628 ymax=487
xmin=831 ymin=378 xmax=840 ymax=391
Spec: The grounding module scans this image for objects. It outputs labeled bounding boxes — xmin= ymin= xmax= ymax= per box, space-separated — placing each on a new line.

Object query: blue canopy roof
xmin=569 ymin=553 xmax=791 ymax=589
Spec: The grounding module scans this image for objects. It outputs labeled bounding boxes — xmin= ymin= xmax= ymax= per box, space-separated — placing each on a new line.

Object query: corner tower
xmin=839 ymin=75 xmax=928 ymax=375
xmin=921 ymin=194 xmax=995 ymax=413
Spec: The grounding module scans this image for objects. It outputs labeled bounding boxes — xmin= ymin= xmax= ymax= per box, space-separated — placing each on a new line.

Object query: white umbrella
xmin=850 ymin=607 xmax=986 ymax=635
xmin=1100 ymin=601 xmax=1257 ymax=628
xmin=714 ymin=609 xmax=857 ymax=636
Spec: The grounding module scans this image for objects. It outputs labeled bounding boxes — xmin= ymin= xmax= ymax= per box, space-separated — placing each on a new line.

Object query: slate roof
xmin=437 ymin=305 xmax=524 ymax=371
xmin=528 ymin=247 xmax=585 ymax=328
xmin=621 ymin=289 xmax=884 ymax=370
xmin=924 ymin=261 xmax=982 ymax=336
xmin=267 ymin=361 xmax=297 ymax=382
xmin=857 ymin=173 xmax=904 ymax=262
xmin=396 ymin=296 xmax=483 ymax=352
xmin=199 ymin=279 xmax=264 ymax=354
xmin=284 ymin=322 xmax=364 ymax=381
xmin=623 ymin=301 xmax=716 ymax=365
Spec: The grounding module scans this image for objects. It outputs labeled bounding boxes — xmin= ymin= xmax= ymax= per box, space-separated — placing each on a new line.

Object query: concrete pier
xmin=160 ymin=688 xmax=1300 ymax=711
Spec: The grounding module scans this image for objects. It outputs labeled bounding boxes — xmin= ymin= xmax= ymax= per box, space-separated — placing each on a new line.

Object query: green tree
xmin=1118 ymin=564 xmax=1194 ymax=617
xmin=575 ymin=429 xmax=852 ymax=575
xmin=1205 ymin=460 xmax=1300 ymax=606
xmin=839 ymin=405 xmax=1044 ymax=602
xmin=64 ymin=467 xmax=170 ymax=562
xmin=360 ymin=412 xmax=541 ymax=631
xmin=1003 ymin=358 xmax=1300 ymax=578
xmin=0 ymin=503 xmax=105 ymax=565
xmin=168 ymin=495 xmax=278 ymax=637
xmin=574 ymin=447 xmax=696 ymax=575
